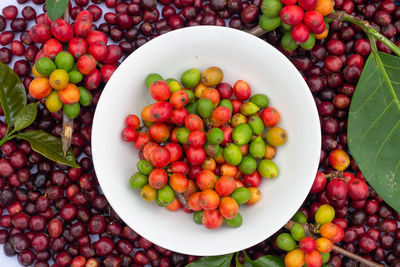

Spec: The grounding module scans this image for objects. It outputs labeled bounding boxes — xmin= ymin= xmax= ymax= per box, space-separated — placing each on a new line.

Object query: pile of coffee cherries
xmin=0 ymin=0 xmax=399 ymax=265
xmin=26 ymin=10 xmax=120 ymax=118
xmin=277 ymin=204 xmax=344 ymax=267
xmin=259 ymin=0 xmax=334 ymax=51
xmin=122 ymin=66 xmax=287 ymax=230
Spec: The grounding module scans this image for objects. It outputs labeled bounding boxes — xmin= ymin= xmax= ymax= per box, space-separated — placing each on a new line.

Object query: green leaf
xmin=0 ymin=62 xmax=27 ymax=127
xmin=235 ymin=252 xmax=245 ymax=267
xmin=185 ymin=254 xmax=233 ymax=267
xmin=14 ymin=130 xmax=79 ymax=168
xmin=46 ymin=0 xmax=69 ymax=21
xmin=244 ymin=251 xmax=284 ymax=267
xmin=13 ymin=103 xmax=38 ymax=132
xmin=348 ymin=52 xmax=400 ymax=213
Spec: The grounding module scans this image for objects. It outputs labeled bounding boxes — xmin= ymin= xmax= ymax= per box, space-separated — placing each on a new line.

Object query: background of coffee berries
xmin=1 ymin=0 xmax=400 ymax=266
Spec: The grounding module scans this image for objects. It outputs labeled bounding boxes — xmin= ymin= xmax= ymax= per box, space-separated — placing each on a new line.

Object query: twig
xmin=332 ymin=245 xmax=384 ymax=267
xmin=61 ymin=5 xmax=74 ymax=156
xmin=284 ymin=221 xmax=318 ymax=238
xmin=61 ymin=113 xmax=73 ymax=156
xmin=325 ymin=170 xmax=343 ymax=180
xmin=174 ymin=192 xmax=189 ymax=210
xmin=247 ymin=25 xmax=267 ymax=37
xmin=284 ymin=220 xmax=384 ymax=267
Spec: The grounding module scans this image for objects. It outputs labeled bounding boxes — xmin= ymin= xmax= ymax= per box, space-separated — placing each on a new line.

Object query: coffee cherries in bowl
xmin=121 ymin=66 xmax=287 ymax=230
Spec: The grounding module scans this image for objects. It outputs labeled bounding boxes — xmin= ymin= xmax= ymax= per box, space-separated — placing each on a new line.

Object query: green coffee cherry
xmin=145 ymin=73 xmax=163 ymax=88
xmin=69 ymin=70 xmax=83 ymax=84
xmin=239 ymin=156 xmax=257 ymax=175
xmin=261 ymin=0 xmax=282 ymax=17
xmin=290 ymin=222 xmax=305 ymax=241
xmin=193 ymin=211 xmax=203 ymax=224
xmin=181 ymin=68 xmax=201 ymax=88
xmin=225 ymin=212 xmax=243 ymax=228
xmin=276 ymin=233 xmax=296 ymax=252
xmin=281 ymin=31 xmax=298 ymax=51
xmin=129 ymin=173 xmax=148 ymax=190
xmin=78 ymin=87 xmax=92 ymax=107
xmin=232 ymin=124 xmax=252 ymax=145
xmin=223 ymin=143 xmax=242 ymax=166
xmin=137 ymin=160 xmax=154 ymax=175
xmin=250 ymin=94 xmax=269 ymax=109
xmin=157 ymin=185 xmax=174 ymax=206
xmin=231 ymin=187 xmax=251 ymax=205
xmin=257 ymin=159 xmax=279 ymax=178
xmin=63 ymin=103 xmax=80 ymax=119
xmin=259 ymin=15 xmax=281 ymax=32
xmin=300 ymin=33 xmax=316 ymax=50
xmin=292 ymin=211 xmax=307 ymax=224
xmin=176 ymin=127 xmax=190 ymax=144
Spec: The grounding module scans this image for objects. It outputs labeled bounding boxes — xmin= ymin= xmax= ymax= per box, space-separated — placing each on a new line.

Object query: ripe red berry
xmin=281 ymin=0 xmax=297 ymax=4
xmin=88 ymin=41 xmax=108 ymax=61
xmin=291 ymin=23 xmax=310 ymax=44
xmin=121 ymin=127 xmax=137 ymax=142
xmin=150 ymin=101 xmax=173 ymax=122
xmin=280 ymin=5 xmax=304 ymax=26
xmin=299 ymin=237 xmax=316 ymax=253
xmin=77 ymin=54 xmax=97 ymax=75
xmin=150 ymin=147 xmax=170 ymax=168
xmin=298 ymin=0 xmax=318 ymax=10
xmin=327 ymin=178 xmax=348 ymax=200
xmin=50 ymin=19 xmax=74 ymax=43
xmin=310 ymin=172 xmax=327 ymax=194
xmin=125 ymin=114 xmax=140 ymax=129
xmin=347 ymin=178 xmax=369 ymax=201
xmin=304 ymin=11 xmax=325 ymax=33
xmin=149 ymin=80 xmax=171 ymax=101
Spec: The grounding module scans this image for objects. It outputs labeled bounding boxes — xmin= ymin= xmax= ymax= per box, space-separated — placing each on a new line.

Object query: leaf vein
xmin=381 ymin=82 xmax=388 ymax=106
xmin=393 ymin=160 xmax=400 ymax=179
xmin=359 ymin=100 xmax=394 ymax=144
xmin=373 ymin=119 xmax=400 ymax=166
xmin=352 ymin=79 xmax=383 ymax=114
xmin=383 ymin=64 xmax=400 ymax=70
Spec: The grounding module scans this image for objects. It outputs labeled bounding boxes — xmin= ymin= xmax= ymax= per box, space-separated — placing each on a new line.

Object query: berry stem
xmin=174 ymin=192 xmax=189 ymax=210
xmin=247 ymin=12 xmax=400 ymax=57
xmin=61 ymin=4 xmax=74 ymax=156
xmin=326 ymin=11 xmax=400 ymax=57
xmin=328 ymin=11 xmax=400 ymax=114
xmin=248 ymin=25 xmax=267 ymax=37
xmin=284 ymin=220 xmax=384 ymax=267
xmin=324 ymin=170 xmax=343 ymax=180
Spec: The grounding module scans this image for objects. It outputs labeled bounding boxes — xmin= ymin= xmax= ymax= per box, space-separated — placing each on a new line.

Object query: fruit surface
xmin=49 ymin=69 xmax=69 ymax=90
xmin=45 ymin=91 xmax=63 ymax=112
xmin=29 ymin=77 xmax=52 ymax=99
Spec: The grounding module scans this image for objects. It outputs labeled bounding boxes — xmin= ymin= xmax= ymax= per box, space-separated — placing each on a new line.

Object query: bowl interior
xmin=92 ymin=26 xmax=321 ymax=256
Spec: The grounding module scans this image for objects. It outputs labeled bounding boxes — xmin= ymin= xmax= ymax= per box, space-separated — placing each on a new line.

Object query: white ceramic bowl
xmin=92 ymin=26 xmax=321 ymax=256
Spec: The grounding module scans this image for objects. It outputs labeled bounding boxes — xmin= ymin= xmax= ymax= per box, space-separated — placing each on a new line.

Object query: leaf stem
xmin=359 ymin=17 xmax=400 ymax=113
xmin=327 ymin=12 xmax=400 ymax=57
xmin=0 ymin=135 xmax=9 ymax=147
xmin=369 ymin=39 xmax=400 ymax=112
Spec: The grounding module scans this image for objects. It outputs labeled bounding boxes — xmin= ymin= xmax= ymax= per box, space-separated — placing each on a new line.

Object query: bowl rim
xmin=92 ymin=25 xmax=321 ymax=256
